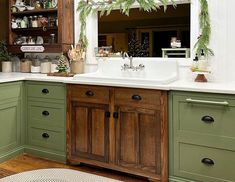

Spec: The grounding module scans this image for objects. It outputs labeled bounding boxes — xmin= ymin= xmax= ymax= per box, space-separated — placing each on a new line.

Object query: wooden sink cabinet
xmin=67 ymin=84 xmax=168 ymax=181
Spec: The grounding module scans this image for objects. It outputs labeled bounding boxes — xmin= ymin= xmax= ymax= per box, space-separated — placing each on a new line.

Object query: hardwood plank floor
xmin=0 ymin=154 xmax=148 ymax=181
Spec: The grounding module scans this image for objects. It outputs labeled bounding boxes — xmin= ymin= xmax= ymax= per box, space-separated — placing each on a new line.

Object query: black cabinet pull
xmin=42 ymin=111 xmax=50 ymax=116
xmin=42 ymin=88 xmax=49 ymax=94
xmin=132 ymin=95 xmax=142 ymax=101
xmin=201 ymin=116 xmax=214 ymax=123
xmin=113 ymin=112 xmax=119 ymax=119
xmin=85 ymin=90 xmax=94 ymax=97
xmin=201 ymin=158 xmax=214 ymax=166
xmin=42 ymin=133 xmax=50 ymax=139
xmin=105 ymin=111 xmax=110 ymax=118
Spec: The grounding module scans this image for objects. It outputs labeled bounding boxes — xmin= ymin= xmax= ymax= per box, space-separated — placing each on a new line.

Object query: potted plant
xmin=0 ymin=41 xmax=12 ymax=73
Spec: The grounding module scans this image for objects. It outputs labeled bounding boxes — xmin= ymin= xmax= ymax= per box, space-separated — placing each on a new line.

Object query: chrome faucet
xmin=122 ymin=52 xmax=133 ymax=68
xmin=121 ymin=52 xmax=145 ymax=71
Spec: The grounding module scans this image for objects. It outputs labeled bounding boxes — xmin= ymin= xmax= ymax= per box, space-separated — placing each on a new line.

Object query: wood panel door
xmin=115 ymin=106 xmax=161 ymax=175
xmin=70 ymin=102 xmax=109 ymax=162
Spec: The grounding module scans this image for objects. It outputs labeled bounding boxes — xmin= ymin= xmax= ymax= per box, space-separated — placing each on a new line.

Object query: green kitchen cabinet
xmin=169 ymin=91 xmax=235 ymax=182
xmin=25 ymin=81 xmax=66 ymax=162
xmin=0 ymin=82 xmax=24 ymax=162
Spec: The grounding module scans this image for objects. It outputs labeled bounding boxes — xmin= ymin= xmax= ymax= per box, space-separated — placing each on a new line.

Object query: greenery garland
xmin=77 ymin=0 xmax=213 ymax=57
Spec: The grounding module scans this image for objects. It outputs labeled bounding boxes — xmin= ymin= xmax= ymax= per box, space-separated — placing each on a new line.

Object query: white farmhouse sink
xmin=73 ymin=59 xmax=178 ymax=85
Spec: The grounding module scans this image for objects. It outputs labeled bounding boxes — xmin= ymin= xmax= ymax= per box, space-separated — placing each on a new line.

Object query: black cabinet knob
xmin=201 ymin=158 xmax=214 ymax=166
xmin=113 ymin=112 xmax=119 ymax=119
xmin=42 ymin=133 xmax=50 ymax=139
xmin=201 ymin=116 xmax=214 ymax=123
xmin=85 ymin=90 xmax=94 ymax=97
xmin=42 ymin=111 xmax=50 ymax=116
xmin=42 ymin=88 xmax=49 ymax=94
xmin=132 ymin=95 xmax=142 ymax=101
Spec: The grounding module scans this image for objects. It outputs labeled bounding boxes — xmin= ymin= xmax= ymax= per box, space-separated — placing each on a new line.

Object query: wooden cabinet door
xmin=115 ymin=106 xmax=161 ymax=175
xmin=70 ymin=102 xmax=109 ymax=162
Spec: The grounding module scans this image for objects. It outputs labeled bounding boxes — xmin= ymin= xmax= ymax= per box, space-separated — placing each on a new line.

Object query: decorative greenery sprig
xmin=77 ymin=0 xmax=213 ymax=57
xmin=77 ymin=0 xmax=175 ymax=49
xmin=194 ymin=0 xmax=213 ymax=57
xmin=0 ymin=41 xmax=11 ymax=62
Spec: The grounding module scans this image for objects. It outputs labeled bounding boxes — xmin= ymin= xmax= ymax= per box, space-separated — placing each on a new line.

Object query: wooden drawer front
xmin=175 ymin=95 xmax=235 ymax=138
xmin=176 ymin=143 xmax=235 ymax=182
xmin=114 ymin=88 xmax=161 ymax=108
xmin=69 ymin=85 xmax=110 ymax=104
xmin=28 ymin=126 xmax=65 ymax=151
xmin=0 ymin=82 xmax=21 ymax=101
xmin=28 ymin=102 xmax=65 ymax=128
xmin=27 ymin=83 xmax=65 ymax=100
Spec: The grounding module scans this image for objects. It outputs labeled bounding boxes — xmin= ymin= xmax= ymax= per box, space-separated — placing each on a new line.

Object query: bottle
xmin=198 ymin=50 xmax=208 ymax=71
xmin=32 ymin=15 xmax=38 ymax=28
xmin=192 ymin=54 xmax=199 ymax=71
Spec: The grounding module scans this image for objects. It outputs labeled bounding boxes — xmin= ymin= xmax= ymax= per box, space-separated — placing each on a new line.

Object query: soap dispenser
xmin=192 ymin=53 xmax=199 ymax=70
xmin=198 ymin=50 xmax=208 ymax=71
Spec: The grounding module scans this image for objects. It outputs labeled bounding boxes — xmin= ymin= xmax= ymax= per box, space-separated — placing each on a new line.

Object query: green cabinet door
xmin=0 ymin=82 xmax=23 ymax=162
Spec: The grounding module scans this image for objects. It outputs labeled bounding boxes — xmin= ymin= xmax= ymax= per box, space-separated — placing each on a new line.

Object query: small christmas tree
xmin=56 ymin=53 xmax=69 ymax=72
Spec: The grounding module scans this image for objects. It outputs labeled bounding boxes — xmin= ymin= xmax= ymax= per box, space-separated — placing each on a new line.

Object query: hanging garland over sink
xmin=77 ymin=0 xmax=213 ymax=57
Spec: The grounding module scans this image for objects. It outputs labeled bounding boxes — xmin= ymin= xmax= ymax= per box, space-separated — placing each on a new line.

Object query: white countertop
xmin=0 ymin=72 xmax=235 ymax=94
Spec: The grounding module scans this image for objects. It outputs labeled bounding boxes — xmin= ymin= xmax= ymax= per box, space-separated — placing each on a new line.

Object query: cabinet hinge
xmin=113 ymin=112 xmax=119 ymax=119
xmin=105 ymin=111 xmax=111 ymax=118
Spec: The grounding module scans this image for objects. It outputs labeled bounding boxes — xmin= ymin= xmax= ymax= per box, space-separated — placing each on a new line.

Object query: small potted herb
xmin=0 ymin=41 xmax=12 ymax=73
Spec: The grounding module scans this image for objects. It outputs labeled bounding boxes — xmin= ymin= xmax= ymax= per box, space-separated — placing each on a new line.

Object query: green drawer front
xmin=28 ymin=126 xmax=65 ymax=152
xmin=28 ymin=102 xmax=65 ymax=128
xmin=27 ymin=82 xmax=65 ymax=100
xmin=176 ymin=143 xmax=235 ymax=182
xmin=175 ymin=95 xmax=235 ymax=139
xmin=0 ymin=82 xmax=21 ymax=101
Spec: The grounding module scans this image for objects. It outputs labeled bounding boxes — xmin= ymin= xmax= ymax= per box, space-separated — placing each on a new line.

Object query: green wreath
xmin=77 ymin=0 xmax=213 ymax=57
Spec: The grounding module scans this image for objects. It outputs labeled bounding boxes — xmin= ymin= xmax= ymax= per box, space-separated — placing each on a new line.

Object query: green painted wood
xmin=28 ymin=126 xmax=65 ymax=152
xmin=24 ymin=146 xmax=66 ymax=163
xmin=177 ymin=143 xmax=235 ymax=182
xmin=25 ymin=81 xmax=66 ymax=159
xmin=26 ymin=81 xmax=66 ymax=100
xmin=170 ymin=91 xmax=235 ymax=182
xmin=0 ymin=102 xmax=21 ymax=152
xmin=0 ymin=82 xmax=21 ymax=102
xmin=28 ymin=101 xmax=65 ymax=128
xmin=0 ymin=82 xmax=23 ymax=162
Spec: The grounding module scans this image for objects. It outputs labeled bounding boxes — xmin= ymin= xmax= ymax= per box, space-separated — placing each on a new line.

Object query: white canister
xmin=2 ymin=61 xmax=12 ymax=73
xmin=31 ymin=66 xmax=41 ymax=73
xmin=40 ymin=62 xmax=51 ymax=73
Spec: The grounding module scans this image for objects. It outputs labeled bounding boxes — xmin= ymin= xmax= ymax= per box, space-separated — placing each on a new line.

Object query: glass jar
xmin=11 ymin=56 xmax=21 ymax=72
xmin=40 ymin=55 xmax=51 ymax=73
xmin=20 ymin=56 xmax=32 ymax=73
xmin=31 ymin=55 xmax=41 ymax=73
xmin=32 ymin=15 xmax=38 ymax=28
xmin=49 ymin=33 xmax=56 ymax=44
xmin=51 ymin=56 xmax=59 ymax=73
xmin=35 ymin=1 xmax=43 ymax=10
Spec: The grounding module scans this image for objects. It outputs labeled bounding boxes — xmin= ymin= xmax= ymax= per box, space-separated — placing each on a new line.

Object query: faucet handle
xmin=139 ymin=64 xmax=145 ymax=68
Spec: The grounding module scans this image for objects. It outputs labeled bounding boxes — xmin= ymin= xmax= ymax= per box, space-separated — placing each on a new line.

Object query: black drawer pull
xmin=132 ymin=95 xmax=142 ymax=101
xmin=85 ymin=90 xmax=94 ymax=97
xmin=42 ymin=111 xmax=50 ymax=116
xmin=42 ymin=133 xmax=50 ymax=139
xmin=42 ymin=88 xmax=49 ymax=94
xmin=201 ymin=158 xmax=214 ymax=166
xmin=201 ymin=116 xmax=214 ymax=123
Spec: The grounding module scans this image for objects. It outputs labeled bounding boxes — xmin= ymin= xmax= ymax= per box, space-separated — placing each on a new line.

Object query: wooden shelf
xmin=11 ymin=9 xmax=57 ymax=16
xmin=11 ymin=27 xmax=58 ymax=32
xmin=8 ymin=44 xmax=71 ymax=54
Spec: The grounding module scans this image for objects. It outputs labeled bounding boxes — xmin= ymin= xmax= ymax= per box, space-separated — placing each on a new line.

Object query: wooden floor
xmin=0 ymin=154 xmax=148 ymax=181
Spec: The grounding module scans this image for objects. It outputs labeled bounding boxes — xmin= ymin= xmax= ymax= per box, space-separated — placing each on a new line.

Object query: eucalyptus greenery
xmin=0 ymin=41 xmax=11 ymax=62
xmin=77 ymin=0 xmax=213 ymax=57
xmin=194 ymin=0 xmax=213 ymax=56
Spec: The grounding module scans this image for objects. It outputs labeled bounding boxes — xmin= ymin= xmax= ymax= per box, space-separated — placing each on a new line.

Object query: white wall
xmin=74 ymin=0 xmax=235 ymax=82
